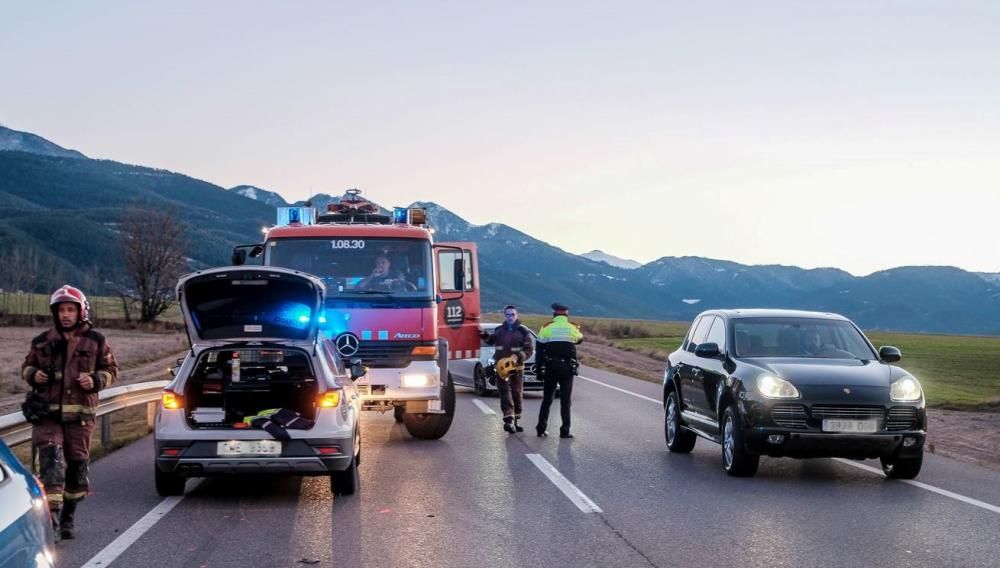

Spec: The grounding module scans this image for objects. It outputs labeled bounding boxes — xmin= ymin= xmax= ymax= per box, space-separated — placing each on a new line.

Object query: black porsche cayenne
xmin=663 ymin=309 xmax=926 ymax=478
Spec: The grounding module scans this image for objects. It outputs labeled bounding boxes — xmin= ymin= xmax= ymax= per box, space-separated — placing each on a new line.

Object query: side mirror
xmin=695 ymin=342 xmax=721 ymax=359
xmin=232 ymin=249 xmax=247 ymax=266
xmin=453 ymin=258 xmax=465 ymax=291
xmin=169 ymin=358 xmax=185 ymax=377
xmin=879 ymin=346 xmax=902 ymax=363
xmin=349 ymin=358 xmax=367 ymax=381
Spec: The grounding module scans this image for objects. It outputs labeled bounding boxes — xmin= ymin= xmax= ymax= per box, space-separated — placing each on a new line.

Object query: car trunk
xmin=183 ymin=347 xmax=318 ymax=429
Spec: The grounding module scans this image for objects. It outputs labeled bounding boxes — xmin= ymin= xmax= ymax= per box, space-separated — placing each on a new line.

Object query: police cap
xmin=551 ymin=302 xmax=570 ymax=315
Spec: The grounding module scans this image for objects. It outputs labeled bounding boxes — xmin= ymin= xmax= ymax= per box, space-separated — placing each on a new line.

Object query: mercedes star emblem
xmin=335 ymin=333 xmax=361 ymax=357
xmin=843 ymin=387 xmax=851 ymax=395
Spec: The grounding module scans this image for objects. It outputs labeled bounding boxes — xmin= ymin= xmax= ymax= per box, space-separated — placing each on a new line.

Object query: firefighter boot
xmin=514 ymin=417 xmax=524 ymax=432
xmin=50 ymin=507 xmax=61 ymax=541
xmin=59 ymin=501 xmax=78 ymax=540
xmin=502 ymin=416 xmax=515 ymax=434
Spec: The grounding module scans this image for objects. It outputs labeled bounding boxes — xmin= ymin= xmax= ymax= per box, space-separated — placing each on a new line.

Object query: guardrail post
xmin=101 ymin=414 xmax=112 ymax=447
xmin=147 ymin=401 xmax=157 ymax=431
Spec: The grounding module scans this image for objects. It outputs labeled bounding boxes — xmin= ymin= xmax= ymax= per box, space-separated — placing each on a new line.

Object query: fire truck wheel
xmin=402 ymin=376 xmax=456 ymax=440
xmin=393 ymin=405 xmax=405 ymax=423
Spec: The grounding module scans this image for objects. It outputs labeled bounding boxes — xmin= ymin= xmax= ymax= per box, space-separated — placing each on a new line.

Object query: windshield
xmin=266 ymin=237 xmax=433 ymax=300
xmin=733 ymin=317 xmax=877 ymax=360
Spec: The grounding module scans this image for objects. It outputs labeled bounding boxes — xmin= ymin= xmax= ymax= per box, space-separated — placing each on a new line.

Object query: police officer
xmin=535 ymin=303 xmax=583 ymax=438
xmin=481 ymin=305 xmax=534 ymax=433
xmin=21 ymin=285 xmax=118 ymax=540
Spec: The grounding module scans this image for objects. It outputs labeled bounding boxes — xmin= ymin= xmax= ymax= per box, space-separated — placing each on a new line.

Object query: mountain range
xmin=2 ymin=125 xmax=999 ymax=334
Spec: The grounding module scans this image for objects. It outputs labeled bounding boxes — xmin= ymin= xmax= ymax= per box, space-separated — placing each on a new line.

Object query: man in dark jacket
xmin=22 ymin=285 xmax=118 ymax=540
xmin=481 ymin=305 xmax=534 ymax=433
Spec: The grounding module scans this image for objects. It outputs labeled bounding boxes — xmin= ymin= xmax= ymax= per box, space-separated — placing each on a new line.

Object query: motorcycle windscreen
xmin=181 ymin=270 xmax=322 ymax=342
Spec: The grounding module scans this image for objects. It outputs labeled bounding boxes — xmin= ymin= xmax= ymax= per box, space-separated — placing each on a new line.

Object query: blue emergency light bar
xmin=276 ymin=207 xmax=316 ymax=226
xmin=393 ymin=207 xmax=408 ymax=224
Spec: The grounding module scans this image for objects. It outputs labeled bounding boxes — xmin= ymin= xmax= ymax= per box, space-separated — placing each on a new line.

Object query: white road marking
xmin=81 ymin=495 xmax=185 ymax=567
xmin=472 ymin=398 xmax=496 ymax=415
xmin=832 ymin=458 xmax=1000 ymax=515
xmin=578 ymin=375 xmax=661 ymax=404
xmin=581 ymin=373 xmax=1000 ymax=516
xmin=526 ymin=454 xmax=603 ymax=513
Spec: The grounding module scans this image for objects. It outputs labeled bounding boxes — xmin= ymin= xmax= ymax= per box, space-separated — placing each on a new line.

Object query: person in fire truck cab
xmin=21 ymin=285 xmax=118 ymax=540
xmin=358 ymin=254 xmax=414 ymax=291
xmin=480 ymin=305 xmax=534 ymax=433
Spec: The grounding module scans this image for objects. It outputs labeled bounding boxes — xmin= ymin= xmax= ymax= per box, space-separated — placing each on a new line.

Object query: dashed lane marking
xmin=526 ymin=453 xmax=603 ymax=513
xmin=472 ymin=398 xmax=497 ymax=415
xmin=82 ymin=494 xmax=185 ymax=567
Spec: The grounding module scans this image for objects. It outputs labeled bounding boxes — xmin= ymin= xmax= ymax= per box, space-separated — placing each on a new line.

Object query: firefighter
xmin=535 ymin=303 xmax=583 ymax=438
xmin=21 ymin=285 xmax=118 ymax=540
xmin=480 ymin=305 xmax=534 ymax=433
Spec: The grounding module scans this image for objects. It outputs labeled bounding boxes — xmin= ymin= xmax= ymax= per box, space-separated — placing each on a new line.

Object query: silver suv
xmin=154 ymin=267 xmax=363 ymax=496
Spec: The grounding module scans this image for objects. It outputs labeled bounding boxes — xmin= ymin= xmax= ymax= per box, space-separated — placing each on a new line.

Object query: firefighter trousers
xmin=31 ymin=418 xmax=95 ymax=511
xmin=496 ymin=371 xmax=524 ymax=419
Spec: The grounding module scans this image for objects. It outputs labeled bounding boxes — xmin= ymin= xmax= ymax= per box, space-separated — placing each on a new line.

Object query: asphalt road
xmin=55 ymin=366 xmax=1000 ymax=568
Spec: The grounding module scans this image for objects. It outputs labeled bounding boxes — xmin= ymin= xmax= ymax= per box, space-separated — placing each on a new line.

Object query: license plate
xmin=822 ymin=419 xmax=878 ymax=433
xmin=217 ymin=440 xmax=282 ymax=456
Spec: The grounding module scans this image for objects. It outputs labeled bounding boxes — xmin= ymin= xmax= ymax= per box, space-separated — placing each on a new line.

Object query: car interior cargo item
xmin=191 ymin=407 xmax=226 ymax=424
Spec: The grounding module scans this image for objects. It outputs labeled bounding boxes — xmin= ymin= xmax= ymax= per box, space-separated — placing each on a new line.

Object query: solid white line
xmin=526 ymin=454 xmax=603 ymax=513
xmin=582 ymin=373 xmax=1000 ymax=516
xmin=472 ymin=398 xmax=496 ymax=415
xmin=832 ymin=458 xmax=1000 ymax=515
xmin=578 ymin=375 xmax=661 ymax=404
xmin=81 ymin=495 xmax=185 ymax=567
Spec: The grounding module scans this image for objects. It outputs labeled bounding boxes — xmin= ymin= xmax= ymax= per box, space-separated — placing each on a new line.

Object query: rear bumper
xmin=743 ymin=428 xmax=926 ymax=459
xmin=155 ymin=437 xmax=353 ymax=476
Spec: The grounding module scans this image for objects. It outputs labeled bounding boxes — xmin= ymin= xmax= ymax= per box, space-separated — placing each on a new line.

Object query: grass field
xmin=517 ymin=314 xmax=999 ymax=410
xmin=0 ymin=292 xmax=183 ymax=323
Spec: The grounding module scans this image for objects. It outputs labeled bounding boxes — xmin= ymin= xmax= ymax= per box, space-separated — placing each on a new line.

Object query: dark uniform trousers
xmin=32 ymin=418 xmax=95 ymax=507
xmin=537 ymin=366 xmax=574 ymax=435
xmin=496 ymin=370 xmax=524 ymax=419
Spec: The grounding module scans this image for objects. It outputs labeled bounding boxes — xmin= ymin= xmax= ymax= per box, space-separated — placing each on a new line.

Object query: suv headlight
xmin=890 ymin=375 xmax=923 ymax=402
xmin=756 ymin=374 xmax=800 ymax=399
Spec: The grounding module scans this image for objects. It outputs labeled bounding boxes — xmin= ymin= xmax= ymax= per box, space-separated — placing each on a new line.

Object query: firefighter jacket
xmin=485 ymin=320 xmax=535 ymax=364
xmin=21 ymin=324 xmax=118 ymax=423
xmin=537 ymin=315 xmax=584 ymax=360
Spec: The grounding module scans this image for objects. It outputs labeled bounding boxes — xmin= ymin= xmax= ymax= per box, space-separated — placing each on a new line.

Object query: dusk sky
xmin=2 ymin=1 xmax=998 ymax=276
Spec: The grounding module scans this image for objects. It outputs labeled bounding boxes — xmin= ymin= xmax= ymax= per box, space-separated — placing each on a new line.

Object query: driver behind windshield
xmin=802 ymin=330 xmax=823 ymax=355
xmin=358 ymin=254 xmax=411 ymax=290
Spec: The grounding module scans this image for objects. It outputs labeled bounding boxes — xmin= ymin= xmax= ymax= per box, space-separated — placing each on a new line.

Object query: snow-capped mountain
xmin=581 ymin=250 xmax=642 ymax=269
xmin=0 ymin=125 xmax=86 ymax=159
xmin=229 ymin=185 xmax=288 ymax=207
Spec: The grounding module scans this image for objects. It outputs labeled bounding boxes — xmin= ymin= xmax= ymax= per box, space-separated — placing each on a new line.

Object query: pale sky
xmin=2 ymin=1 xmax=998 ymax=276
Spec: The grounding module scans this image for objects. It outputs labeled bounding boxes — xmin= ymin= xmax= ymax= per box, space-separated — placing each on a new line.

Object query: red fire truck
xmin=233 ymin=190 xmax=480 ymax=439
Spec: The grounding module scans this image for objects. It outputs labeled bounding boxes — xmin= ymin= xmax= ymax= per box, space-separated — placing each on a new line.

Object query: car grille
xmin=809 ymin=405 xmax=885 ymax=421
xmin=886 ymin=406 xmax=918 ymax=431
xmin=523 ymin=362 xmax=536 ymax=376
xmin=770 ymin=404 xmax=807 ymax=428
xmin=355 ymin=341 xmax=414 ymax=368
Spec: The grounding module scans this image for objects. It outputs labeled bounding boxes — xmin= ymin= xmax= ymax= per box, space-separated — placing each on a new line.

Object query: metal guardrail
xmin=0 ymin=380 xmax=169 ymax=447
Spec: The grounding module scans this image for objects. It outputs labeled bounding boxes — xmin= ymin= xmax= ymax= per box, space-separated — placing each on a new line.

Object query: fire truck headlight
xmin=401 ymin=374 xmax=436 ymax=388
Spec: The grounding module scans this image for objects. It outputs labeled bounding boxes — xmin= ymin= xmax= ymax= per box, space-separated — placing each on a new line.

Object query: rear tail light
xmin=314 ymin=446 xmax=342 ymax=455
xmin=411 ymin=345 xmax=437 ymax=357
xmin=162 ymin=391 xmax=183 ymax=410
xmin=160 ymin=447 xmax=183 ymax=457
xmin=318 ymin=390 xmax=341 ymax=408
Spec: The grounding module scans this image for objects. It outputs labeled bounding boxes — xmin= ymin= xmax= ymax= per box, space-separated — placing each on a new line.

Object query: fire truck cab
xmin=233 ymin=190 xmax=480 ymax=439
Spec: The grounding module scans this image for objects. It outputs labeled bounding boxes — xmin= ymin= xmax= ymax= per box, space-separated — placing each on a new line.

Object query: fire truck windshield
xmin=267 ymin=237 xmax=433 ymax=300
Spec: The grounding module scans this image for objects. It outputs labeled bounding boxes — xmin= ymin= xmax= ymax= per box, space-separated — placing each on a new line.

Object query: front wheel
xmin=880 ymin=449 xmax=923 ymax=479
xmin=721 ymin=405 xmax=759 ymax=477
xmin=155 ymin=466 xmax=186 ymax=496
xmin=402 ymin=377 xmax=456 ymax=440
xmin=473 ymin=365 xmax=489 ymax=397
xmin=664 ymin=390 xmax=696 ymax=453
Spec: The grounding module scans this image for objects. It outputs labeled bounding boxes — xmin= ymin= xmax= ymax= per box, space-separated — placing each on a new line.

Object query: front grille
xmin=770 ymin=404 xmax=807 ymax=428
xmin=886 ymin=406 xmax=918 ymax=431
xmin=810 ymin=405 xmax=885 ymax=421
xmin=523 ymin=363 xmax=536 ymax=376
xmin=355 ymin=341 xmax=414 ymax=368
